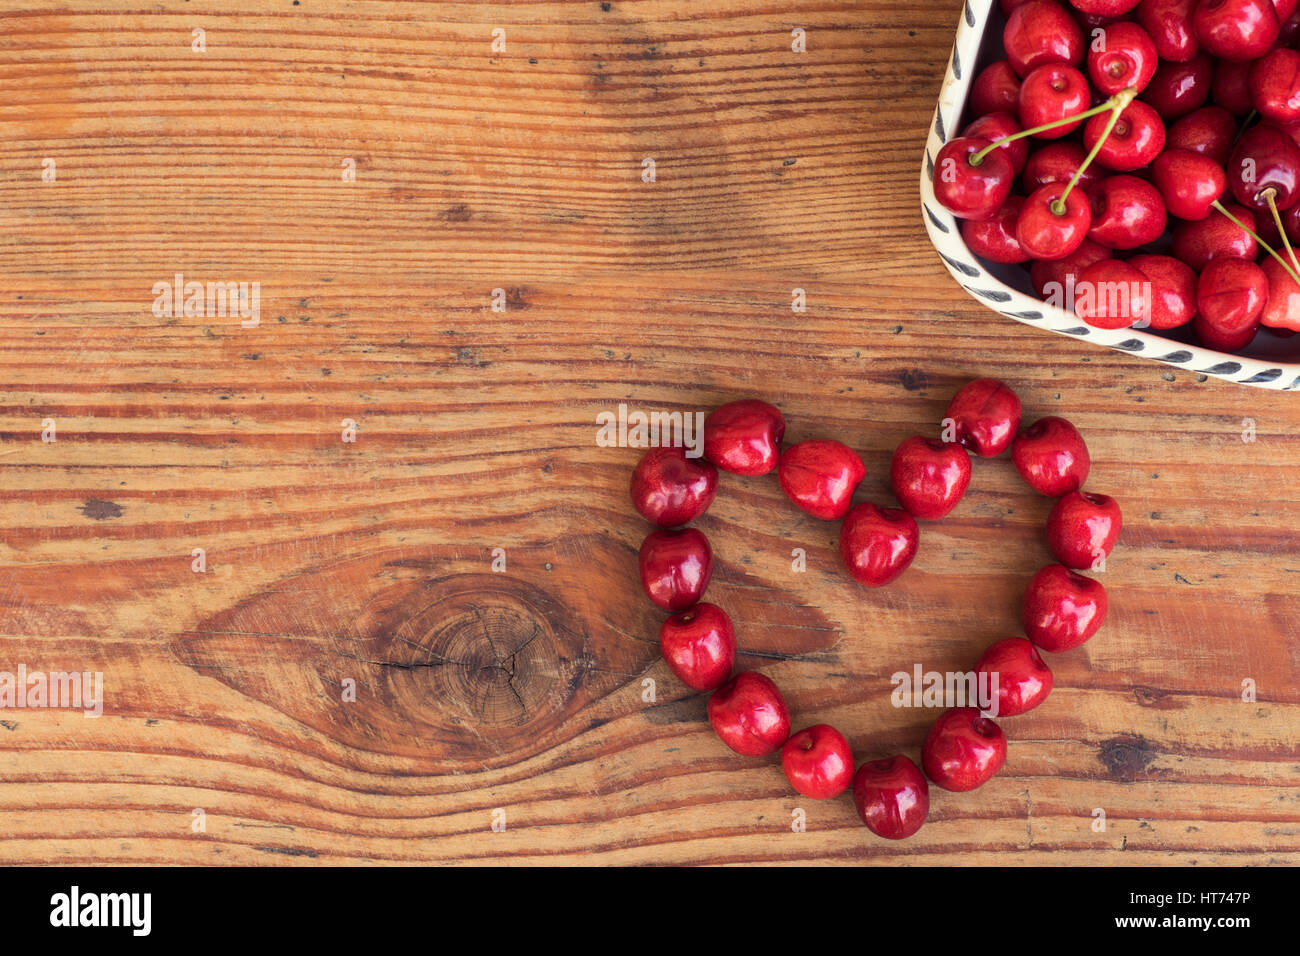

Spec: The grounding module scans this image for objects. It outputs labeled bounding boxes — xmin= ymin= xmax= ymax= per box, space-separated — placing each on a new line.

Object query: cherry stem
xmin=1211 ymin=200 xmax=1300 ymax=289
xmin=969 ymin=88 xmax=1136 ymax=167
xmin=1263 ymin=189 xmax=1300 ymax=277
xmin=1049 ymin=92 xmax=1134 ymax=215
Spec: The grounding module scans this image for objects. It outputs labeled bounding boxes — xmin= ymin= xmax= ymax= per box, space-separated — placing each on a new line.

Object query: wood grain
xmin=0 ymin=0 xmax=1297 ymax=865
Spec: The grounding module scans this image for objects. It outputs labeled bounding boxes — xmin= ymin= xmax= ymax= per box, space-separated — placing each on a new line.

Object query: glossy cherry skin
xmin=778 ymin=439 xmax=865 ymax=520
xmin=1193 ymin=311 xmax=1259 ymax=350
xmin=1046 ymin=491 xmax=1123 ymax=570
xmin=1011 ymin=416 xmax=1091 ymax=496
xmin=781 ymin=724 xmax=855 ymax=799
xmin=1074 ymin=259 xmax=1152 ymax=329
xmin=922 ymin=708 xmax=1008 ymax=792
xmin=974 ymin=638 xmax=1054 ymax=717
xmin=1167 ymin=105 xmax=1237 ymax=165
xmin=1260 ymin=257 xmax=1300 ymax=331
xmin=1023 ymin=141 xmax=1104 ymax=193
xmin=945 ymin=378 xmax=1022 ymax=457
xmin=1277 ymin=0 xmax=1300 ymax=22
xmin=971 ymin=60 xmax=1023 ymax=117
xmin=1193 ymin=0 xmax=1280 ymax=60
xmin=1228 ymin=124 xmax=1300 ymax=212
xmin=852 ymin=756 xmax=930 ymax=840
xmin=1088 ymin=21 xmax=1160 ymax=95
xmin=659 ymin=602 xmax=735 ymax=691
xmin=1129 ymin=253 xmax=1199 ymax=329
xmin=890 ymin=435 xmax=973 ymax=519
xmin=1197 ymin=256 xmax=1269 ymax=332
xmin=1280 ymin=5 xmax=1300 ymax=42
xmin=1071 ymin=0 xmax=1143 ymax=13
xmin=1019 ymin=184 xmax=1094 ymax=259
xmin=708 ymin=672 xmax=791 ymax=757
xmin=1252 ymin=49 xmax=1300 ymax=124
xmin=1212 ymin=59 xmax=1254 ymax=115
xmin=639 ymin=528 xmax=713 ymax=611
xmin=1004 ymin=0 xmax=1085 ymax=77
xmin=1140 ymin=52 xmax=1213 ymax=118
xmin=962 ymin=195 xmax=1030 ymax=263
xmin=1084 ymin=101 xmax=1166 ymax=172
xmin=1088 ymin=174 xmax=1167 ymax=248
xmin=1030 ymin=239 xmax=1112 ymax=296
xmin=1018 ymin=64 xmax=1091 ymax=139
xmin=703 ymin=399 xmax=785 ymax=476
xmin=1023 ymin=564 xmax=1109 ymax=651
xmin=1170 ymin=202 xmax=1257 ymax=269
xmin=964 ymin=112 xmax=1029 ymax=175
xmin=840 ymin=503 xmax=919 ymax=588
xmin=630 ymin=447 xmax=719 ymax=527
xmin=1137 ymin=0 xmax=1200 ymax=62
xmin=934 ymin=137 xmax=1016 ymax=221
xmin=1150 ymin=148 xmax=1226 ymax=220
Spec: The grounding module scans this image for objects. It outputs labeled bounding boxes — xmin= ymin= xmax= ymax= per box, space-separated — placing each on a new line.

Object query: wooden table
xmin=1 ymin=0 xmax=1296 ymax=866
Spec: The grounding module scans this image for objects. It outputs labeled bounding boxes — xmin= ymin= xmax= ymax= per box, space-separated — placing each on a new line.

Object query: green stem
xmin=1212 ymin=200 xmax=1300 ymax=290
xmin=1264 ymin=189 xmax=1300 ymax=277
xmin=1050 ymin=100 xmax=1125 ymax=215
xmin=969 ymin=88 xmax=1136 ymax=167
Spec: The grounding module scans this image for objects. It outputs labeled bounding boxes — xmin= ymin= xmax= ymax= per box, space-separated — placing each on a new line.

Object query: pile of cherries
xmin=935 ymin=0 xmax=1300 ymax=349
xmin=631 ymin=379 xmax=1122 ymax=840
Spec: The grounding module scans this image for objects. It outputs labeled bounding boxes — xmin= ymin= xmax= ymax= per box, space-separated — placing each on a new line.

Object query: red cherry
xmin=890 ymin=435 xmax=973 ymax=520
xmin=1011 ymin=416 xmax=1091 ymax=496
xmin=963 ymin=112 xmax=1030 ymax=175
xmin=1088 ymin=21 xmax=1160 ymax=95
xmin=781 ymin=724 xmax=855 ymax=799
xmin=1019 ymin=184 xmax=1094 ymax=259
xmin=1192 ymin=311 xmax=1259 ymax=349
xmin=1193 ymin=0 xmax=1280 ymax=60
xmin=1030 ymin=239 xmax=1113 ymax=296
xmin=852 ymin=755 xmax=929 ymax=840
xmin=778 ymin=439 xmax=866 ymax=520
xmin=703 ymin=399 xmax=785 ymax=476
xmin=1018 ymin=64 xmax=1092 ymax=139
xmin=1088 ymin=174 xmax=1167 ymax=248
xmin=1260 ymin=257 xmax=1300 ymax=330
xmin=1004 ymin=0 xmax=1086 ymax=78
xmin=839 ymin=503 xmax=919 ymax=588
xmin=1212 ymin=59 xmax=1254 ymax=115
xmin=934 ymin=137 xmax=1016 ymax=221
xmin=708 ymin=672 xmax=791 ymax=757
xmin=1170 ymin=202 xmax=1257 ymax=268
xmin=1272 ymin=0 xmax=1299 ymax=19
xmin=660 ymin=602 xmax=736 ymax=692
xmin=1023 ymin=141 xmax=1105 ymax=193
xmin=1023 ymin=564 xmax=1109 ymax=652
xmin=1197 ymin=256 xmax=1270 ymax=332
xmin=1136 ymin=0 xmax=1200 ymax=62
xmin=962 ymin=195 xmax=1030 ymax=263
xmin=1084 ymin=101 xmax=1167 ymax=171
xmin=1046 ymin=491 xmax=1123 ymax=570
xmin=1071 ymin=0 xmax=1143 ymax=13
xmin=1128 ymin=253 xmax=1199 ymax=328
xmin=639 ymin=527 xmax=713 ymax=611
xmin=630 ymin=446 xmax=719 ymax=527
xmin=945 ymin=378 xmax=1022 ymax=457
xmin=973 ymin=638 xmax=1054 ymax=717
xmin=971 ymin=60 xmax=1024 ymax=117
xmin=1166 ymin=105 xmax=1237 ymax=165
xmin=1073 ymin=259 xmax=1152 ymax=328
xmin=1279 ymin=5 xmax=1300 ymax=42
xmin=1140 ymin=52 xmax=1213 ymax=118
xmin=1150 ymin=148 xmax=1226 ymax=220
xmin=1228 ymin=124 xmax=1300 ymax=212
xmin=922 ymin=708 xmax=1007 ymax=792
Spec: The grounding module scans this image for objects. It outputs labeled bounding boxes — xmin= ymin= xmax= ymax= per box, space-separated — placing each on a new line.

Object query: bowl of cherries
xmin=921 ymin=0 xmax=1300 ymax=389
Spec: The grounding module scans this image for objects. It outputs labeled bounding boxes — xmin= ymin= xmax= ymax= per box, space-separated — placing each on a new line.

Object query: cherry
xmin=1140 ymin=52 xmax=1213 ymax=118
xmin=1273 ymin=0 xmax=1299 ymax=19
xmin=1046 ymin=491 xmax=1123 ymax=570
xmin=1030 ymin=239 xmax=1112 ymax=296
xmin=703 ymin=399 xmax=785 ymax=476
xmin=933 ymin=137 xmax=1015 ymax=221
xmin=973 ymin=638 xmax=1054 ymax=717
xmin=890 ymin=435 xmax=973 ymax=520
xmin=1211 ymin=59 xmax=1254 ymax=114
xmin=1023 ymin=564 xmax=1109 ymax=651
xmin=1252 ymin=49 xmax=1300 ymax=124
xmin=1170 ymin=202 xmax=1257 ymax=268
xmin=1073 ymin=259 xmax=1153 ymax=328
xmin=630 ymin=446 xmax=718 ymax=528
xmin=1197 ymin=256 xmax=1270 ymax=331
xmin=1150 ymin=148 xmax=1227 ymax=220
xmin=1136 ymin=0 xmax=1200 ymax=62
xmin=840 ymin=502 xmax=919 ymax=588
xmin=1228 ymin=124 xmax=1300 ymax=213
xmin=1071 ymin=0 xmax=1143 ymax=13
xmin=781 ymin=724 xmax=855 ymax=799
xmin=707 ymin=672 xmax=791 ymax=757
xmin=852 ymin=756 xmax=929 ymax=840
xmin=1020 ymin=184 xmax=1094 ymax=259
xmin=660 ymin=602 xmax=735 ymax=692
xmin=1012 ymin=416 xmax=1091 ymax=495
xmin=962 ymin=194 xmax=1030 ymax=263
xmin=1088 ymin=21 xmax=1160 ymax=95
xmin=1004 ymin=0 xmax=1086 ymax=78
xmin=1023 ymin=141 xmax=1105 ymax=193
xmin=921 ymin=708 xmax=1008 ymax=792
xmin=778 ymin=439 xmax=865 ymax=520
xmin=1087 ymin=174 xmax=1167 ymax=248
xmin=1260 ymin=256 xmax=1300 ymax=330
xmin=945 ymin=378 xmax=1022 ymax=456
xmin=1192 ymin=311 xmax=1259 ymax=349
xmin=1128 ymin=253 xmax=1199 ymax=328
xmin=639 ymin=528 xmax=713 ymax=611
xmin=971 ymin=60 xmax=1023 ymax=117
xmin=1018 ymin=64 xmax=1092 ymax=139
xmin=1280 ymin=5 xmax=1300 ymax=43
xmin=1166 ymin=105 xmax=1237 ymax=165
xmin=1193 ymin=0 xmax=1280 ymax=60
xmin=1084 ymin=100 xmax=1167 ymax=171
xmin=963 ymin=112 xmax=1030 ymax=175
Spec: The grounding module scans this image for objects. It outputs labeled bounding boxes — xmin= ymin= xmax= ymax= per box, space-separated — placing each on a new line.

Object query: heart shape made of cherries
xmin=630 ymin=379 xmax=1122 ymax=840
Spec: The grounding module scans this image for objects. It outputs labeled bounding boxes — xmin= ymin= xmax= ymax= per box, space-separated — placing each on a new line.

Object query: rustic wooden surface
xmin=0 ymin=0 xmax=1297 ymax=866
